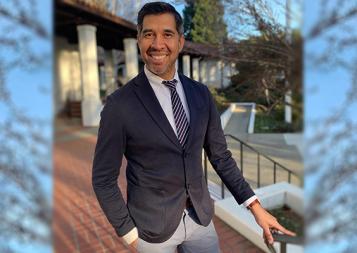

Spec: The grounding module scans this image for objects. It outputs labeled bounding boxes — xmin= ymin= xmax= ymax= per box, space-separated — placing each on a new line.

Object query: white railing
xmin=220 ymin=102 xmax=256 ymax=133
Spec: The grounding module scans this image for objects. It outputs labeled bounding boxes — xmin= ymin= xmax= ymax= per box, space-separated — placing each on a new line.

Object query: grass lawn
xmin=254 ymin=106 xmax=296 ymax=133
xmin=269 ymin=205 xmax=304 ymax=237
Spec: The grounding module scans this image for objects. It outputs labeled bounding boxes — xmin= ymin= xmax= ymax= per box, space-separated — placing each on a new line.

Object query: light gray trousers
xmin=137 ymin=208 xmax=221 ymax=253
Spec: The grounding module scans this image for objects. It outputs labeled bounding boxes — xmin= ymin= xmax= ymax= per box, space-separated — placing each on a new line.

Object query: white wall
xmin=199 ymin=59 xmax=235 ymax=89
xmin=54 ymin=37 xmax=82 ymax=114
xmin=200 ymin=59 xmax=220 ymax=88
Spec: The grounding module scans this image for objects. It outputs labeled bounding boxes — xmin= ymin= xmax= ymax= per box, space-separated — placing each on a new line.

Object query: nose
xmin=151 ymin=35 xmax=165 ymax=50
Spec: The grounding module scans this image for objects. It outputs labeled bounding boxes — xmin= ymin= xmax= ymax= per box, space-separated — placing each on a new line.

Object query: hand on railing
xmin=248 ymin=200 xmax=296 ymax=246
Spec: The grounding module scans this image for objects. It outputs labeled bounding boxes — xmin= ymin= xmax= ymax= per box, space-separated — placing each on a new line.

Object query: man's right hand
xmin=129 ymin=238 xmax=139 ymax=251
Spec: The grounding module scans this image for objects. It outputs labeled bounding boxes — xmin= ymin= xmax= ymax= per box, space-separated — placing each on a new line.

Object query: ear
xmin=178 ymin=34 xmax=185 ymax=52
xmin=137 ymin=27 xmax=142 ymax=42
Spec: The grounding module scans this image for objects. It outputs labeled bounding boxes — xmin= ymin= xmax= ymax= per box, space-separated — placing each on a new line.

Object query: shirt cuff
xmin=122 ymin=227 xmax=138 ymax=245
xmin=243 ymin=195 xmax=258 ymax=207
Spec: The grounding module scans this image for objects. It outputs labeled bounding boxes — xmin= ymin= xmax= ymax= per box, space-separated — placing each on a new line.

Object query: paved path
xmin=224 ymin=105 xmax=252 ymax=134
xmin=53 ymin=118 xmax=263 ymax=253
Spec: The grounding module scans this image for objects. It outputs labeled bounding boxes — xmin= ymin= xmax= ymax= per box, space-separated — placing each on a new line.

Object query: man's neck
xmin=144 ymin=65 xmax=176 ymax=81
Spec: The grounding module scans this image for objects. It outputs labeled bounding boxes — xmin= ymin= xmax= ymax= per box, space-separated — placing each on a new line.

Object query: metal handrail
xmin=225 ymin=134 xmax=297 ymax=180
xmin=203 ymin=134 xmax=302 ymax=199
xmin=271 ymin=233 xmax=304 ymax=253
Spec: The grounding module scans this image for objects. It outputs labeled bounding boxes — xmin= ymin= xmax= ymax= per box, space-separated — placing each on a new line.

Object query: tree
xmin=80 ymin=0 xmax=152 ymax=23
xmin=183 ymin=0 xmax=195 ymax=40
xmin=183 ymin=0 xmax=227 ymax=44
xmin=0 ymin=1 xmax=51 ymax=252
xmin=111 ymin=0 xmax=150 ymax=23
xmin=219 ymin=0 xmax=302 ymax=129
xmin=222 ymin=29 xmax=302 ymax=127
xmin=303 ymin=1 xmax=357 ymax=252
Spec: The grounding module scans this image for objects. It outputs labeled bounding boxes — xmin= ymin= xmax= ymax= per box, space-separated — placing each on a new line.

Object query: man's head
xmin=137 ymin=2 xmax=185 ymax=80
xmin=137 ymin=2 xmax=184 ymax=35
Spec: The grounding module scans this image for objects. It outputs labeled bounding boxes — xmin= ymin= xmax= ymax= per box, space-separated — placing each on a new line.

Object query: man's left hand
xmin=249 ymin=202 xmax=296 ymax=245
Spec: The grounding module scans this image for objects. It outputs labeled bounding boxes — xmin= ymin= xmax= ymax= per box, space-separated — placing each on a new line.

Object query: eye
xmin=144 ymin=33 xmax=153 ymax=38
xmin=164 ymin=33 xmax=173 ymax=38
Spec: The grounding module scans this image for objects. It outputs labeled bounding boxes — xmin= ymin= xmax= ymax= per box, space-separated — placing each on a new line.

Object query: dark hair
xmin=137 ymin=1 xmax=183 ymax=35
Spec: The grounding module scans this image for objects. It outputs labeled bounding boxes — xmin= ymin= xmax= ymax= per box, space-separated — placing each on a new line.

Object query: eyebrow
xmin=163 ymin=29 xmax=175 ymax=34
xmin=141 ymin=28 xmax=176 ymax=34
xmin=141 ymin=28 xmax=153 ymax=34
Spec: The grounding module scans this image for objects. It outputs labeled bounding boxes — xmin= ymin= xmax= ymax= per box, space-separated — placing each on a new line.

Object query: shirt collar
xmin=144 ymin=65 xmax=179 ymax=87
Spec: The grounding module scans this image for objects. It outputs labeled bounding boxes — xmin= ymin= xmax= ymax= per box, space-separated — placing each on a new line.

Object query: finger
xmin=272 ymin=222 xmax=296 ymax=236
xmin=263 ymin=226 xmax=274 ymax=245
xmin=270 ymin=228 xmax=278 ymax=234
xmin=263 ymin=234 xmax=269 ymax=246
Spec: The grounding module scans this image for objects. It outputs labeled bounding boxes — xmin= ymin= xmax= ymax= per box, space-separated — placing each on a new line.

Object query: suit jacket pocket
xmin=127 ymin=182 xmax=166 ymax=236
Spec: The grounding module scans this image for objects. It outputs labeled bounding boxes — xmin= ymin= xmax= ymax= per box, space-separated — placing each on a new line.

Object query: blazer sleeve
xmin=203 ymin=86 xmax=255 ymax=204
xmin=92 ymin=95 xmax=135 ymax=237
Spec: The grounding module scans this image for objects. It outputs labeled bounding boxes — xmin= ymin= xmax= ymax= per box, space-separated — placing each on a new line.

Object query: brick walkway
xmin=53 ymin=119 xmax=264 ymax=253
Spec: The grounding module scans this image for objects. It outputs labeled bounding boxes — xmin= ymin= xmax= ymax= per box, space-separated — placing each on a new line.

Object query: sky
xmin=2 ymin=0 xmax=53 ymax=188
xmin=0 ymin=0 xmax=53 ymax=252
xmin=303 ymin=1 xmax=357 ymax=123
xmin=303 ymin=0 xmax=357 ymax=252
xmin=0 ymin=0 xmax=53 ymax=123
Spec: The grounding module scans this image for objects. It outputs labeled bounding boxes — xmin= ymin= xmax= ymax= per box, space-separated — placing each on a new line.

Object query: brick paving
xmin=53 ymin=119 xmax=264 ymax=253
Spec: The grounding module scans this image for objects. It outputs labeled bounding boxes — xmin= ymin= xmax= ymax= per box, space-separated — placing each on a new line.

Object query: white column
xmin=216 ymin=60 xmax=224 ymax=88
xmin=104 ymin=50 xmax=116 ymax=95
xmin=285 ymin=88 xmax=292 ymax=123
xmin=231 ymin=62 xmax=237 ymax=75
xmin=192 ymin=58 xmax=199 ymax=81
xmin=285 ymin=0 xmax=292 ymax=124
xmin=218 ymin=60 xmax=224 ymax=88
xmin=124 ymin=38 xmax=139 ymax=82
xmin=200 ymin=60 xmax=207 ymax=83
xmin=77 ymin=25 xmax=102 ymax=127
xmin=183 ymin=55 xmax=191 ymax=78
xmin=222 ymin=61 xmax=230 ymax=88
xmin=55 ymin=38 xmax=83 ymax=114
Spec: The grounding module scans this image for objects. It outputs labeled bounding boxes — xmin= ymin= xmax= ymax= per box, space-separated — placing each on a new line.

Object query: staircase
xmin=205 ymin=103 xmax=302 ymax=200
xmin=68 ymin=101 xmax=81 ymax=118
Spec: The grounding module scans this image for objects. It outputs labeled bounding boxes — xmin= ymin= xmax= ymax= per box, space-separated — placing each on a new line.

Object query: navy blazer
xmin=92 ymin=71 xmax=255 ymax=243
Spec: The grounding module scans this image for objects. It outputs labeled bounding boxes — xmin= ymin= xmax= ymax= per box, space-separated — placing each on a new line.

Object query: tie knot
xmin=162 ymin=79 xmax=178 ymax=90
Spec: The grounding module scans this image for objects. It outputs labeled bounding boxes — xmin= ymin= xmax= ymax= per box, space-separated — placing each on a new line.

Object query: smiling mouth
xmin=150 ymin=55 xmax=166 ymax=60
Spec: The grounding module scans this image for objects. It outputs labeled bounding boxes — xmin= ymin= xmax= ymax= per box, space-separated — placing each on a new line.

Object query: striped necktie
xmin=162 ymin=79 xmax=189 ymax=147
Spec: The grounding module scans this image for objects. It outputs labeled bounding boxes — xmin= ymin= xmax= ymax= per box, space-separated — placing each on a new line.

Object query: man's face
xmin=137 ymin=13 xmax=185 ymax=80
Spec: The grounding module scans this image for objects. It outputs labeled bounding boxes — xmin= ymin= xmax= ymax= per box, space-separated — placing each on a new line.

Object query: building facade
xmin=55 ymin=0 xmax=237 ymax=126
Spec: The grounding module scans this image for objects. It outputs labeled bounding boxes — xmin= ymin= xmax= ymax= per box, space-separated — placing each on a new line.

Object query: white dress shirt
xmin=144 ymin=65 xmax=190 ymax=136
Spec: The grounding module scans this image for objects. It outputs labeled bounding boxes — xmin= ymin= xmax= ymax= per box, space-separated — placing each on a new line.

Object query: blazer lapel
xmin=133 ymin=72 xmax=182 ymax=149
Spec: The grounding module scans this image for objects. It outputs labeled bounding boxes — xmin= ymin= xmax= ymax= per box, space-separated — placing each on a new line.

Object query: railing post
xmin=223 ymin=134 xmax=300 ymax=187
xmin=221 ymin=181 xmax=225 ymax=199
xmin=240 ymin=142 xmax=243 ymax=175
xmin=257 ymin=153 xmax=260 ymax=188
xmin=273 ymin=233 xmax=303 ymax=253
xmin=281 ymin=242 xmax=287 ymax=253
xmin=288 ymin=172 xmax=291 ymax=184
xmin=204 ymin=151 xmax=208 ymax=184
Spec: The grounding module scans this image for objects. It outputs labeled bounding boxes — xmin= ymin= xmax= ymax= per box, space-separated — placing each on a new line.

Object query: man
xmin=92 ymin=2 xmax=295 ymax=253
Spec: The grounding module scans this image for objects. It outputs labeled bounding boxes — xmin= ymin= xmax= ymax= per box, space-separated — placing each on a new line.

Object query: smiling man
xmin=92 ymin=2 xmax=295 ymax=253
